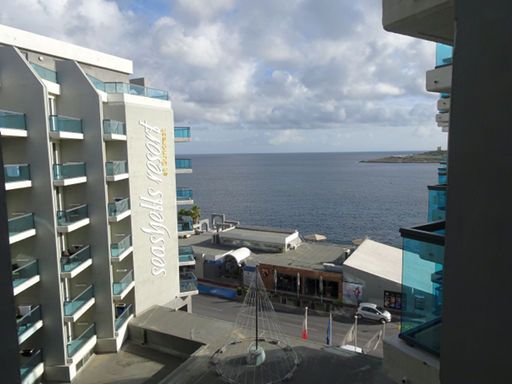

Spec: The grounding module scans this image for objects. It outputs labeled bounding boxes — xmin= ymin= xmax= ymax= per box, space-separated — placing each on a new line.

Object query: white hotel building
xmin=0 ymin=24 xmax=197 ymax=383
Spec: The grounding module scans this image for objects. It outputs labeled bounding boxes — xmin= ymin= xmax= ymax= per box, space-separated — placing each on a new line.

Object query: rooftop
xmin=219 ymin=225 xmax=299 ymax=245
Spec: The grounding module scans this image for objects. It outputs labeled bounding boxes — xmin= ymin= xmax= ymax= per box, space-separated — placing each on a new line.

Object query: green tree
xmin=190 ymin=205 xmax=201 ymax=224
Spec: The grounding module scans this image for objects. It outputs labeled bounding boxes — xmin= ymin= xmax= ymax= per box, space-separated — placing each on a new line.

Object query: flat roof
xmin=181 ymin=233 xmax=350 ymax=272
xmin=0 ymin=24 xmax=133 ymax=74
xmin=219 ymin=226 xmax=297 ymax=245
xmin=342 ymin=239 xmax=402 ymax=284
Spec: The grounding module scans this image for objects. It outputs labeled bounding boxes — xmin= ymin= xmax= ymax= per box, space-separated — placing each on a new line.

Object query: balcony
xmin=60 ymin=245 xmax=92 ymax=279
xmin=108 ymin=198 xmax=131 ymax=223
xmin=12 ymin=260 xmax=40 ymax=296
xmin=87 ymin=74 xmax=106 ymax=92
xmin=104 ymin=82 xmax=169 ymax=100
xmin=49 ymin=115 xmax=83 ymax=140
xmin=179 ymin=272 xmax=198 ymax=296
xmin=399 ymin=221 xmax=444 ymax=356
xmin=114 ymin=304 xmax=134 ymax=335
xmin=174 ymin=127 xmax=191 ymax=142
xmin=179 ymin=246 xmax=196 ymax=266
xmin=63 ymin=285 xmax=95 ymax=322
xmin=111 ymin=234 xmax=133 ymax=262
xmin=106 ymin=161 xmax=129 ymax=182
xmin=103 ymin=119 xmax=126 ymax=141
xmin=175 ymin=158 xmax=192 ymax=174
xmin=113 ymin=269 xmax=135 ymax=300
xmin=17 ymin=305 xmax=43 ymax=345
xmin=176 ymin=187 xmax=193 ymax=205
xmin=435 ymin=43 xmax=453 ymax=68
xmin=0 ymin=109 xmax=27 ymax=137
xmin=178 ymin=217 xmax=194 ymax=234
xmin=31 ymin=62 xmax=58 ymax=83
xmin=57 ymin=204 xmax=90 ymax=233
xmin=437 ymin=97 xmax=450 ymax=113
xmin=382 ymin=0 xmax=454 ymax=44
xmin=426 ymin=64 xmax=451 ymax=93
xmin=436 ymin=112 xmax=449 ymax=132
xmin=4 ymin=164 xmax=31 ymax=190
xmin=8 ymin=213 xmax=36 ymax=244
xmin=20 ymin=348 xmax=44 ymax=384
xmin=428 ymin=185 xmax=447 ymax=222
xmin=438 ymin=164 xmax=447 ymax=185
xmin=53 ymin=162 xmax=87 ymax=186
xmin=66 ymin=323 xmax=96 ymax=363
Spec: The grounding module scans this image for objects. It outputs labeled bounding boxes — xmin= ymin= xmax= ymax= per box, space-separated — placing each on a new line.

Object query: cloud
xmin=0 ymin=0 xmax=446 ymax=152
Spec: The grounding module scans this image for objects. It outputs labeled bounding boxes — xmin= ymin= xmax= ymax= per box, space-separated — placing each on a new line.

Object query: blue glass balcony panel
xmin=174 ymin=127 xmax=191 ymax=139
xmin=20 ymin=349 xmax=43 ymax=381
xmin=49 ymin=115 xmax=82 ymax=133
xmin=106 ymin=161 xmax=128 ymax=176
xmin=103 ymin=119 xmax=125 ymax=135
xmin=178 ymin=218 xmax=193 ymax=232
xmin=113 ymin=270 xmax=134 ymax=295
xmin=104 ymin=82 xmax=169 ymax=100
xmin=87 ymin=74 xmax=106 ymax=92
xmin=435 ymin=44 xmax=453 ymax=68
xmin=8 ymin=213 xmax=35 ymax=237
xmin=115 ymin=304 xmax=133 ymax=331
xmin=175 ymin=159 xmax=192 ymax=169
xmin=0 ymin=110 xmax=26 ymax=130
xmin=399 ymin=221 xmax=445 ymax=356
xmin=57 ymin=204 xmax=88 ymax=226
xmin=4 ymin=164 xmax=30 ymax=183
xmin=67 ymin=323 xmax=95 ymax=358
xmin=12 ymin=260 xmax=39 ymax=289
xmin=179 ymin=246 xmax=195 ymax=263
xmin=108 ymin=198 xmax=130 ymax=217
xmin=63 ymin=285 xmax=94 ymax=316
xmin=111 ymin=234 xmax=132 ymax=258
xmin=61 ymin=245 xmax=91 ymax=273
xmin=180 ymin=272 xmax=198 ymax=293
xmin=428 ymin=186 xmax=447 ymax=222
xmin=177 ymin=187 xmax=193 ymax=201
xmin=31 ymin=62 xmax=58 ymax=83
xmin=17 ymin=305 xmax=42 ymax=337
xmin=53 ymin=162 xmax=86 ymax=180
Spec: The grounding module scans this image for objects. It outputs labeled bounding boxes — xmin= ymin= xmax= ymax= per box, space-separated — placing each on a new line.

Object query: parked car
xmin=356 ymin=303 xmax=392 ymax=323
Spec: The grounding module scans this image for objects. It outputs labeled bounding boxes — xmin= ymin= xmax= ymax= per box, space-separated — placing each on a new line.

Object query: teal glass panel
xmin=175 ymin=159 xmax=192 ymax=169
xmin=108 ymin=198 xmax=130 ymax=217
xmin=174 ymin=127 xmax=191 ymax=139
xmin=177 ymin=187 xmax=193 ymax=201
xmin=57 ymin=204 xmax=88 ymax=226
xmin=428 ymin=187 xmax=447 ymax=222
xmin=435 ymin=44 xmax=453 ymax=67
xmin=49 ymin=115 xmax=82 ymax=133
xmin=103 ymin=119 xmax=125 ymax=135
xmin=105 ymin=161 xmax=128 ymax=176
xmin=4 ymin=164 xmax=30 ymax=183
xmin=63 ymin=285 xmax=94 ymax=316
xmin=87 ymin=74 xmax=106 ymax=92
xmin=12 ymin=260 xmax=38 ymax=288
xmin=31 ymin=62 xmax=58 ymax=83
xmin=53 ymin=162 xmax=86 ymax=180
xmin=115 ymin=304 xmax=133 ymax=331
xmin=8 ymin=213 xmax=35 ymax=236
xmin=61 ymin=245 xmax=91 ymax=273
xmin=111 ymin=234 xmax=132 ymax=258
xmin=113 ymin=270 xmax=134 ymax=295
xmin=66 ymin=323 xmax=95 ymax=357
xmin=179 ymin=246 xmax=195 ymax=263
xmin=17 ymin=305 xmax=42 ymax=337
xmin=19 ymin=349 xmax=43 ymax=380
xmin=104 ymin=82 xmax=169 ymax=100
xmin=180 ymin=272 xmax=198 ymax=293
xmin=0 ymin=110 xmax=26 ymax=130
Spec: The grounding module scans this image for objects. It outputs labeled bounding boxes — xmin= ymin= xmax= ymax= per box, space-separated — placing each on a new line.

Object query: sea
xmin=176 ymin=152 xmax=439 ymax=248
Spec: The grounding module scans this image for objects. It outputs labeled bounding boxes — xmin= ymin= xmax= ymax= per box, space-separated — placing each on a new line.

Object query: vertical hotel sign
xmin=139 ymin=121 xmax=171 ymax=277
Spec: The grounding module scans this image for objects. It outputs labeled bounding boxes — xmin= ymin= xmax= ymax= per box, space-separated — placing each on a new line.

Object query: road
xmin=192 ymin=294 xmax=399 ymax=357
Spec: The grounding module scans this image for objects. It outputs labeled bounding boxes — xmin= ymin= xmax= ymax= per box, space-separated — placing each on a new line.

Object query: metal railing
xmin=53 ymin=162 xmax=86 ymax=180
xmin=103 ymin=119 xmax=125 ymax=135
xmin=4 ymin=164 xmax=30 ymax=183
xmin=108 ymin=198 xmax=130 ymax=217
xmin=113 ymin=270 xmax=134 ymax=295
xmin=106 ymin=161 xmax=128 ymax=176
xmin=17 ymin=305 xmax=42 ymax=337
xmin=63 ymin=285 xmax=94 ymax=316
xmin=8 ymin=213 xmax=35 ymax=236
xmin=49 ymin=115 xmax=83 ymax=133
xmin=111 ymin=234 xmax=132 ymax=258
xmin=12 ymin=260 xmax=39 ymax=288
xmin=61 ymin=245 xmax=91 ymax=273
xmin=31 ymin=62 xmax=58 ymax=83
xmin=174 ymin=127 xmax=191 ymax=139
xmin=115 ymin=304 xmax=133 ymax=331
xmin=0 ymin=109 xmax=26 ymax=130
xmin=104 ymin=82 xmax=169 ymax=100
xmin=57 ymin=204 xmax=88 ymax=226
xmin=176 ymin=187 xmax=193 ymax=200
xmin=66 ymin=323 xmax=95 ymax=358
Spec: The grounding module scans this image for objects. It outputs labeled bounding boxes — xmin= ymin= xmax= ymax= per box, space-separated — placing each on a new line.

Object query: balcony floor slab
xmin=54 ymin=176 xmax=87 ymax=187
xmin=57 ymin=218 xmax=90 ymax=233
xmin=109 ymin=210 xmax=131 ymax=223
xmin=9 ymin=228 xmax=36 ymax=244
xmin=5 ymin=180 xmax=32 ymax=190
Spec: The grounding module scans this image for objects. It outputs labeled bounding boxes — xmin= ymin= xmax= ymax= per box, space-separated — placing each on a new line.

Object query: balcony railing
xmin=435 ymin=43 xmax=453 ymax=68
xmin=108 ymin=198 xmax=130 ymax=217
xmin=178 ymin=219 xmax=193 ymax=232
xmin=0 ymin=110 xmax=26 ymax=130
xmin=8 ymin=213 xmax=35 ymax=237
xmin=17 ymin=305 xmax=42 ymax=338
xmin=175 ymin=159 xmax=192 ymax=169
xmin=103 ymin=119 xmax=126 ymax=135
xmin=177 ymin=187 xmax=193 ymax=201
xmin=115 ymin=304 xmax=133 ymax=331
xmin=87 ymin=74 xmax=106 ymax=92
xmin=111 ymin=234 xmax=132 ymax=258
xmin=61 ymin=245 xmax=91 ymax=273
xmin=53 ymin=162 xmax=86 ymax=180
xmin=428 ymin=186 xmax=447 ymax=222
xmin=12 ymin=260 xmax=39 ymax=289
xmin=399 ymin=221 xmax=445 ymax=356
xmin=20 ymin=348 xmax=43 ymax=382
xmin=104 ymin=82 xmax=169 ymax=100
xmin=180 ymin=272 xmax=198 ymax=293
xmin=31 ymin=62 xmax=58 ymax=83
xmin=4 ymin=164 xmax=30 ymax=183
xmin=438 ymin=167 xmax=447 ymax=185
xmin=63 ymin=285 xmax=94 ymax=317
xmin=57 ymin=204 xmax=88 ymax=226
xmin=106 ymin=161 xmax=128 ymax=176
xmin=174 ymin=127 xmax=191 ymax=139
xmin=67 ymin=323 xmax=95 ymax=358
xmin=49 ymin=115 xmax=83 ymax=134
xmin=179 ymin=246 xmax=195 ymax=263
xmin=113 ymin=270 xmax=134 ymax=295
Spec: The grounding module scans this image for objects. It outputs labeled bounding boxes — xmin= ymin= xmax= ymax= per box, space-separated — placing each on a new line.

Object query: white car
xmin=356 ymin=303 xmax=392 ymax=323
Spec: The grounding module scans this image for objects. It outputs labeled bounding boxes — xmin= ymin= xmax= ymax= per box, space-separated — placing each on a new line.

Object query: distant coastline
xmin=361 ymin=149 xmax=447 ymax=163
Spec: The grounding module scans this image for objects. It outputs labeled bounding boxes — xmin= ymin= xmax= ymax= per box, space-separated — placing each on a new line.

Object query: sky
xmin=0 ymin=0 xmax=447 ymax=154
